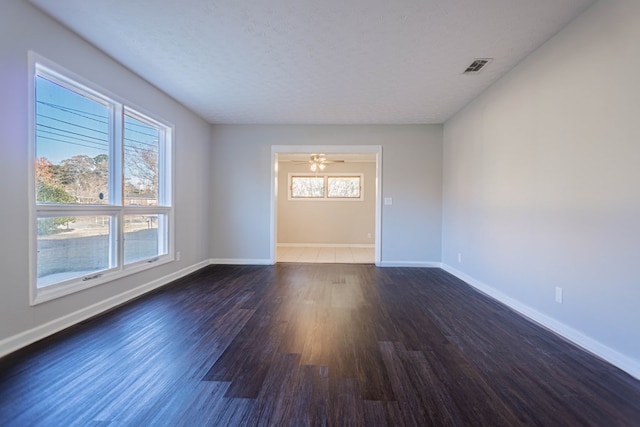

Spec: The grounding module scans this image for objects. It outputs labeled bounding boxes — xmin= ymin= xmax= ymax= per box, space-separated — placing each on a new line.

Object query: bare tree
xmin=125 ymin=145 xmax=158 ymax=200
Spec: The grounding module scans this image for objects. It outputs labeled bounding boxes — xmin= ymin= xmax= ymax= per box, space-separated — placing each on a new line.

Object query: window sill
xmin=30 ymin=254 xmax=174 ymax=305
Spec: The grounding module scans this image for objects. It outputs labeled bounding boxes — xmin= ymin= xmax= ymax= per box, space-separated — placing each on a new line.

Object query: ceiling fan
xmin=296 ymin=154 xmax=345 ymax=172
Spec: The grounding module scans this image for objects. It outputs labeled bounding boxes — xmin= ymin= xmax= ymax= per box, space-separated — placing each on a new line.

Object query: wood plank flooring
xmin=1 ymin=264 xmax=639 ymax=426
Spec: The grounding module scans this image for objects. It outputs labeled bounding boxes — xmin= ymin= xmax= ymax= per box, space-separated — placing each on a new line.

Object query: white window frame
xmin=288 ymin=173 xmax=364 ymax=201
xmin=28 ymin=53 xmax=174 ymax=305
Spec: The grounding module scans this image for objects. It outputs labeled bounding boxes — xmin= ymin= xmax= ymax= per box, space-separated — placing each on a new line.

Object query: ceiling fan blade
xmin=289 ymin=155 xmax=346 ymax=165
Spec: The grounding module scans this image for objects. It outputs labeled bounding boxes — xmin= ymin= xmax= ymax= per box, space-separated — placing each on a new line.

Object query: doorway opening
xmin=270 ymin=145 xmax=381 ymax=265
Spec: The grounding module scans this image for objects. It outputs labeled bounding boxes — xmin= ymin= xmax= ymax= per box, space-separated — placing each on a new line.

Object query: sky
xmin=35 ymin=75 xmax=159 ymax=166
xmin=35 ymin=74 xmax=163 ymax=197
xmin=36 ymin=75 xmax=110 ymax=164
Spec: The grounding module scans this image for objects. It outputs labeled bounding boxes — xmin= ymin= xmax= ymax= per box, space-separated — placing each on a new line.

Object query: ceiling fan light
xmin=310 ymin=163 xmax=317 ymax=172
xmin=319 ymin=163 xmax=326 ymax=170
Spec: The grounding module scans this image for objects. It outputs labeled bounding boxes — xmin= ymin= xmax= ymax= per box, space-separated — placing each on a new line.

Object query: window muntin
xmin=289 ymin=174 xmax=363 ymax=201
xmin=31 ymin=58 xmax=173 ymax=304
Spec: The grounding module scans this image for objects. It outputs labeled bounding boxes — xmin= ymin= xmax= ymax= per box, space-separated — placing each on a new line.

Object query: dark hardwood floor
xmin=1 ymin=264 xmax=639 ymax=426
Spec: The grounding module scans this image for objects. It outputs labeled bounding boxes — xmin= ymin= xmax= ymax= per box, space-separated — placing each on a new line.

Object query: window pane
xmin=35 ymin=75 xmax=110 ymax=204
xmin=124 ymin=114 xmax=159 ymax=206
xmin=37 ymin=215 xmax=113 ymax=287
xmin=328 ymin=176 xmax=361 ymax=198
xmin=124 ymin=214 xmax=166 ymax=264
xmin=291 ymin=177 xmax=324 ymax=198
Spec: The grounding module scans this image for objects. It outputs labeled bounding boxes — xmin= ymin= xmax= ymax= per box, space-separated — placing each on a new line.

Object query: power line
xmin=36 ymin=119 xmax=157 ymax=148
xmin=124 ymin=121 xmax=159 ymax=138
xmin=37 ymin=124 xmax=108 ymax=144
xmin=37 ymin=100 xmax=160 ymax=137
xmin=37 ymin=132 xmax=156 ymax=158
xmin=36 ymin=135 xmax=109 ymax=153
xmin=37 ymin=101 xmax=107 ymax=124
xmin=37 ymin=130 xmax=108 ymax=151
xmin=37 ymin=113 xmax=108 ymax=136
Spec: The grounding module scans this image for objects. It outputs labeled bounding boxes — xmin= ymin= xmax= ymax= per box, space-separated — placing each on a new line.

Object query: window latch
xmin=82 ymin=273 xmax=102 ymax=281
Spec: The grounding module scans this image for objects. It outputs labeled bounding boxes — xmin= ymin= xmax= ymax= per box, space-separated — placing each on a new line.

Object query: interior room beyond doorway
xmin=275 ymin=151 xmax=378 ymax=264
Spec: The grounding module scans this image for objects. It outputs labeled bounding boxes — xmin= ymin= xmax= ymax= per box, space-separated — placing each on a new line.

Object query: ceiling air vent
xmin=463 ymin=58 xmax=493 ymax=74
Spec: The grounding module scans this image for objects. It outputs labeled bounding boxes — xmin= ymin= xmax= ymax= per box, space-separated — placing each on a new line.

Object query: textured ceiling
xmin=30 ymin=0 xmax=595 ymax=125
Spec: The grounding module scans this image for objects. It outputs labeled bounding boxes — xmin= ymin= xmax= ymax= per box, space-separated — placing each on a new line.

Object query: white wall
xmin=0 ymin=0 xmax=211 ymax=355
xmin=277 ymin=161 xmax=376 ymax=245
xmin=210 ymin=125 xmax=442 ymax=265
xmin=442 ymin=0 xmax=640 ymax=377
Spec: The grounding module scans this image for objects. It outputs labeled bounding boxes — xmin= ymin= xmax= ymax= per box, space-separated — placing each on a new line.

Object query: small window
xmin=289 ymin=174 xmax=363 ymax=201
xmin=291 ymin=176 xmax=325 ymax=198
xmin=327 ymin=176 xmax=361 ymax=199
xmin=31 ymin=55 xmax=173 ymax=304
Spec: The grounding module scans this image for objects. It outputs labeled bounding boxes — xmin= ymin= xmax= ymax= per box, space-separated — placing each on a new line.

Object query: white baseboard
xmin=0 ymin=260 xmax=210 ymax=359
xmin=377 ymin=261 xmax=443 ymax=268
xmin=441 ymin=264 xmax=640 ymax=381
xmin=277 ymin=243 xmax=375 ymax=249
xmin=209 ymin=258 xmax=274 ymax=265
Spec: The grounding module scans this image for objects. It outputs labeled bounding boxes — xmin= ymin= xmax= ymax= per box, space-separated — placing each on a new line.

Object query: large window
xmin=30 ymin=58 xmax=173 ymax=304
xmin=289 ymin=174 xmax=363 ymax=200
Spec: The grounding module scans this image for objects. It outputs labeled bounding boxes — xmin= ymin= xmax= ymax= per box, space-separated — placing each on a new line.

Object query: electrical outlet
xmin=176 ymin=251 xmax=181 ymax=261
xmin=367 ymin=233 xmax=372 ymax=239
xmin=555 ymin=286 xmax=563 ymax=304
xmin=458 ymin=253 xmax=462 ymax=263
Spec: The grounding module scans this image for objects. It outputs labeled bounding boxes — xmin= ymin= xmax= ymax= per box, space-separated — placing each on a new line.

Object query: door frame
xmin=270 ymin=145 xmax=382 ymax=265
